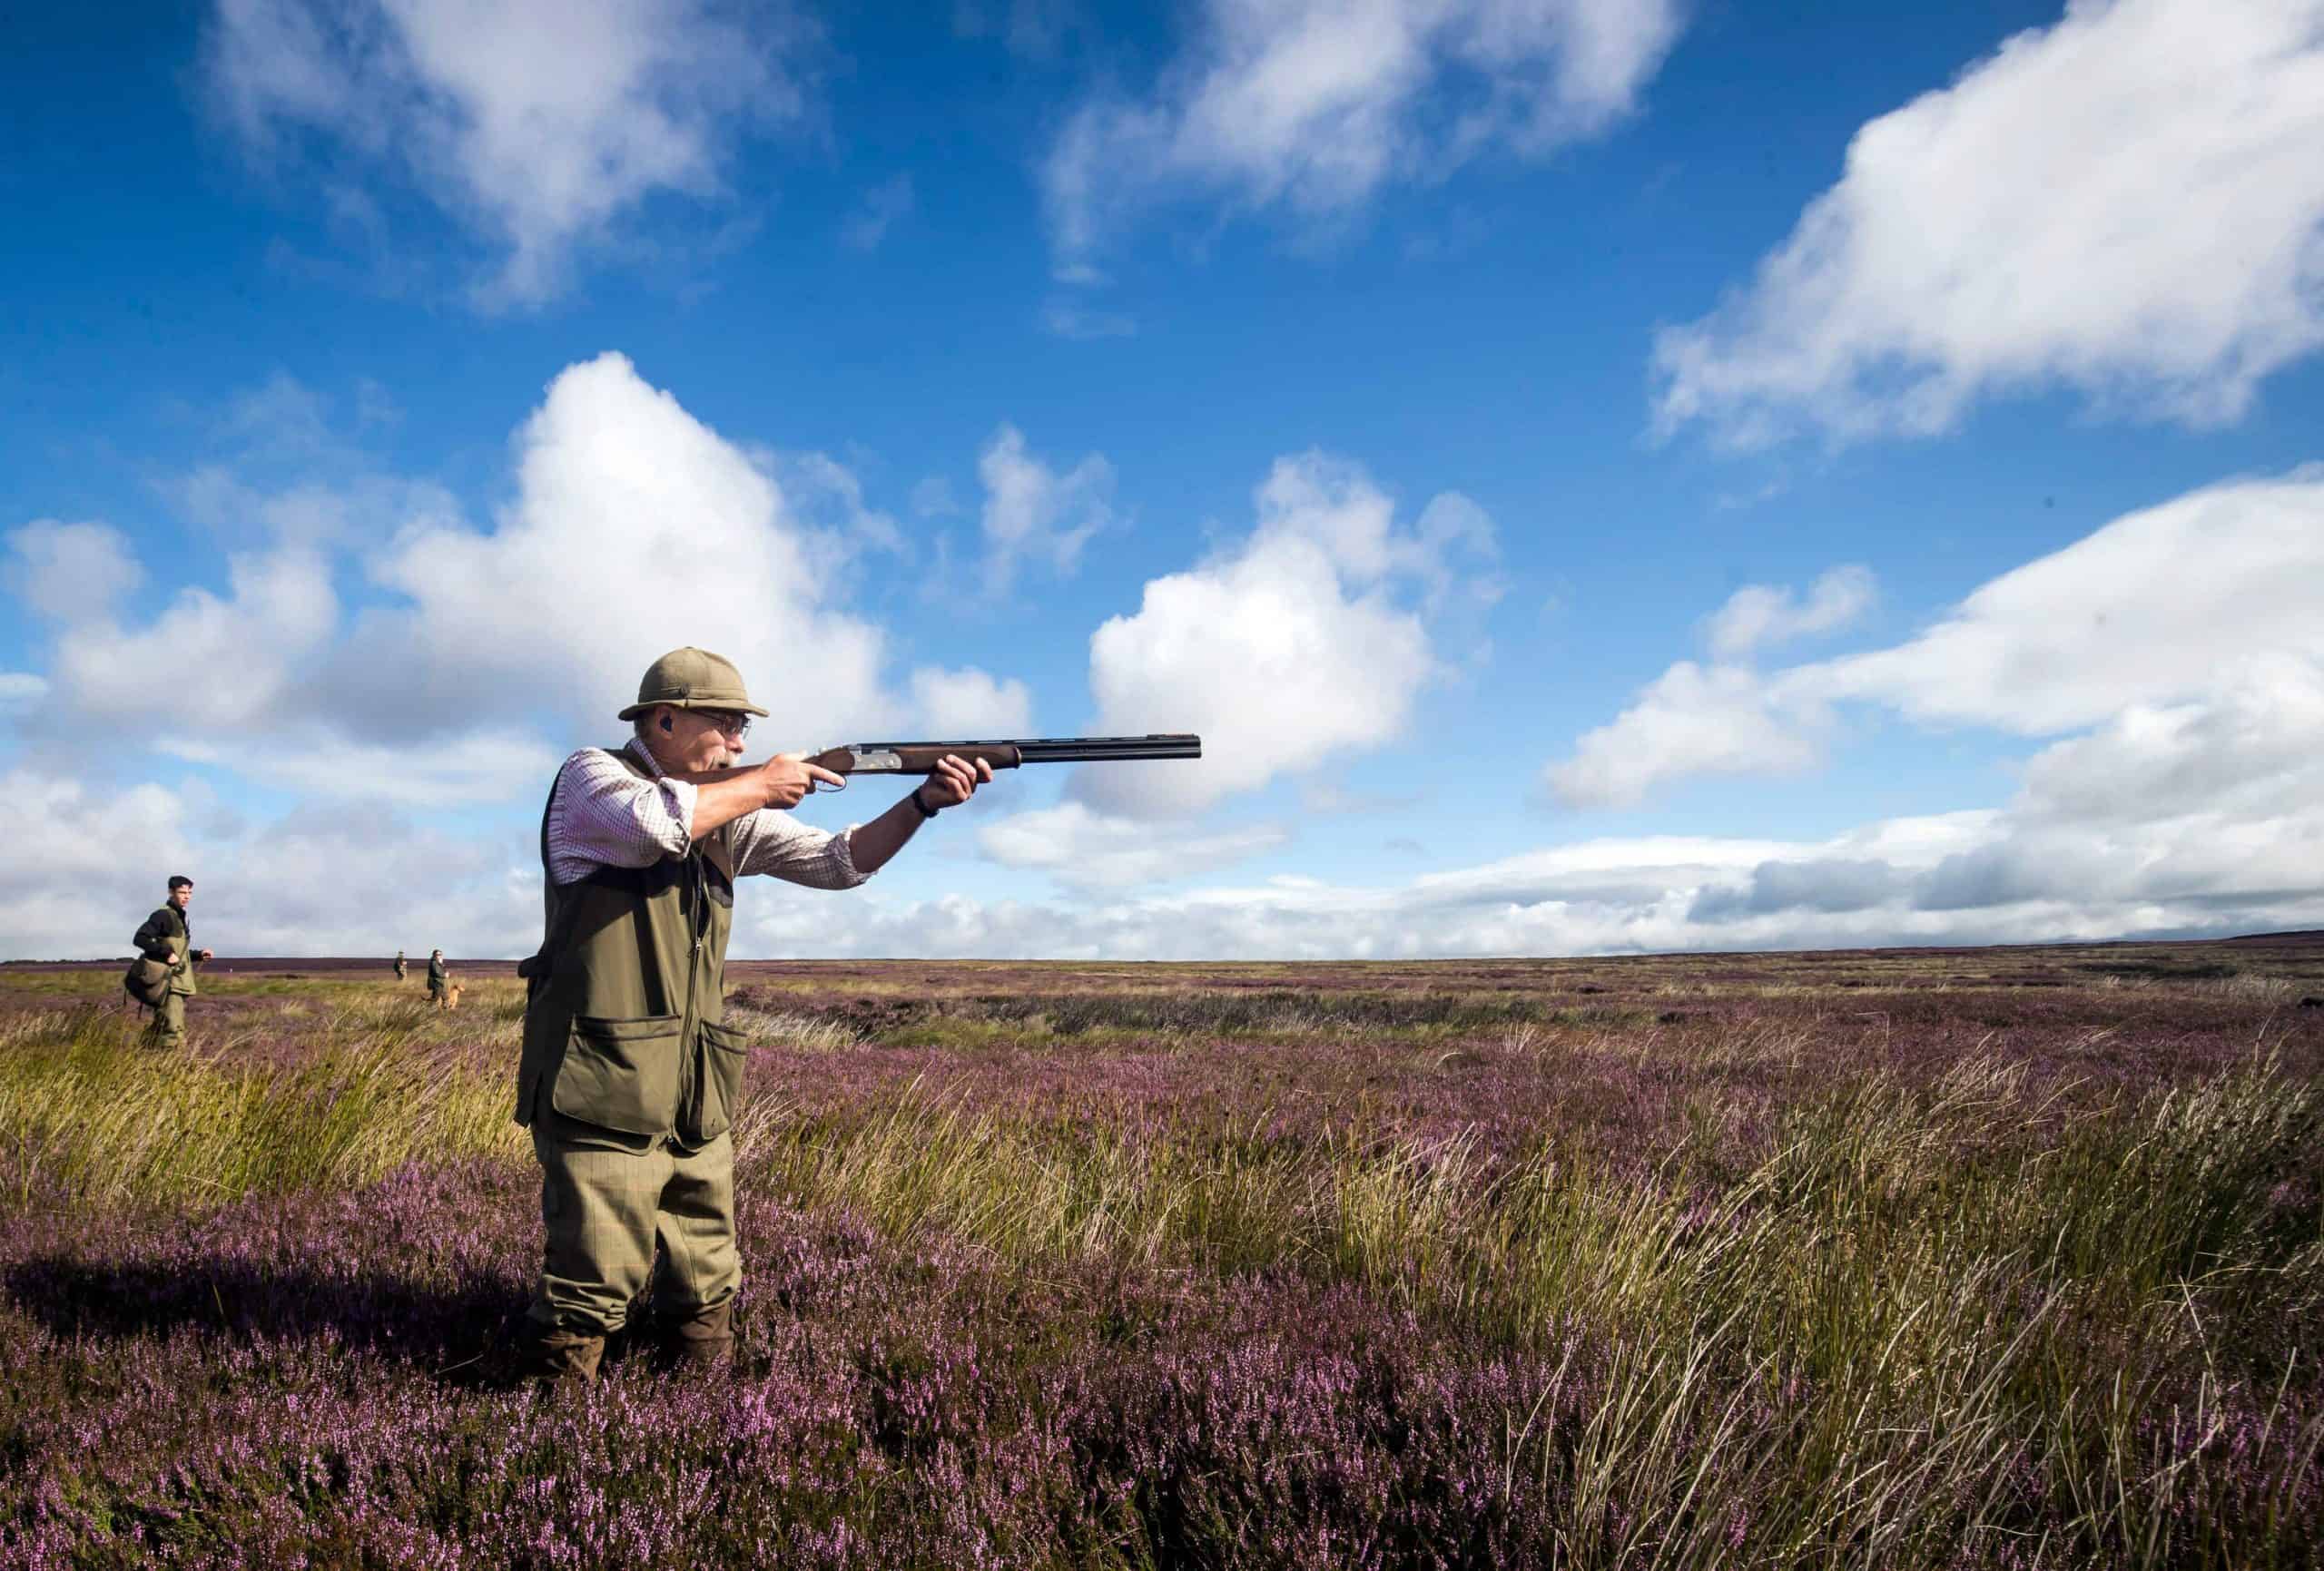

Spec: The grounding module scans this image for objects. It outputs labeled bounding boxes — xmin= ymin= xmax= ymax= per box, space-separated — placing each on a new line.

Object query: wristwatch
xmin=911 ymin=785 xmax=940 ymax=820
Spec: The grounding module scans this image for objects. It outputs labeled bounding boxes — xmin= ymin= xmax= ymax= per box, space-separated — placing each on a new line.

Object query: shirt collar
xmin=624 ymin=738 xmax=671 ymax=782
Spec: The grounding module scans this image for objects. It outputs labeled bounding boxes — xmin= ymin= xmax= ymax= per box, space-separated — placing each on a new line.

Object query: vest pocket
xmin=684 ymin=1019 xmax=752 ymax=1144
xmin=551 ymin=1014 xmax=683 ymax=1137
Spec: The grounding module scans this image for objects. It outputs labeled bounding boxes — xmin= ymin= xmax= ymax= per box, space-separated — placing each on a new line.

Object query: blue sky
xmin=5 ymin=0 xmax=2321 ymax=959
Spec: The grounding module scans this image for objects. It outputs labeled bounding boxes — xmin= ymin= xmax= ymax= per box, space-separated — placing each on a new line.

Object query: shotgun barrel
xmin=807 ymin=733 xmax=1199 ymax=782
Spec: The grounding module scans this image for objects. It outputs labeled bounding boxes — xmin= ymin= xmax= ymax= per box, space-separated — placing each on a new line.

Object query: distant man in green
xmin=133 ymin=876 xmax=213 ymax=1049
xmin=426 ymin=949 xmax=449 ymax=1003
xmin=507 ymin=647 xmax=991 ymax=1382
xmin=394 ymin=949 xmax=408 ymax=982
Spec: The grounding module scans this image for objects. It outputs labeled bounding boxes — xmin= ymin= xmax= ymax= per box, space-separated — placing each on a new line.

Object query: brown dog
xmin=438 ymin=984 xmax=463 ymax=1011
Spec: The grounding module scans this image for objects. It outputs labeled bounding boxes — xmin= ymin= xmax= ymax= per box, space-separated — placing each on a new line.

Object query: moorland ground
xmin=0 ymin=938 xmax=2319 ymax=1567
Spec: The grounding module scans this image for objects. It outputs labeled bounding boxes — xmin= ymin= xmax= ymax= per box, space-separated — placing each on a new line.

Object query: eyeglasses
xmin=696 ymin=709 xmax=752 ymax=739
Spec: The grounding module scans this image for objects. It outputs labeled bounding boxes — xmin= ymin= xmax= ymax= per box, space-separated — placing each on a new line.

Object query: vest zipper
xmin=675 ymin=850 xmax=705 ymax=1145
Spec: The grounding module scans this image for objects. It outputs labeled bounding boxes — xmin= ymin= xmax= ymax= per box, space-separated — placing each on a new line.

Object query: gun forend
xmin=806 ymin=733 xmax=1200 ymax=779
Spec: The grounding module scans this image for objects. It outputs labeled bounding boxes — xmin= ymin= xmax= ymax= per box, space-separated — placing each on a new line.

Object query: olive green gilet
xmin=515 ymin=745 xmax=752 ymax=1144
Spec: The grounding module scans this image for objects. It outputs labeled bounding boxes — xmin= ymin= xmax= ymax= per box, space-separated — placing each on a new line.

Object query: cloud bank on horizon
xmin=4 ymin=0 xmax=2323 ymax=960
xmin=7 ymin=361 xmax=2319 ymax=959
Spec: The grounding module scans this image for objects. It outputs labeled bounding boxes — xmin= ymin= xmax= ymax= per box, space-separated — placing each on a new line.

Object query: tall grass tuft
xmin=731 ymin=1044 xmax=2322 ymax=1566
xmin=0 ymin=1006 xmax=521 ymax=1209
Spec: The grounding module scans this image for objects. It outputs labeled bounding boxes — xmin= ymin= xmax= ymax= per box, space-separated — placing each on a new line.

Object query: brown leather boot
xmin=509 ymin=1324 xmax=606 ymax=1387
xmin=658 ymin=1297 xmax=734 ymax=1370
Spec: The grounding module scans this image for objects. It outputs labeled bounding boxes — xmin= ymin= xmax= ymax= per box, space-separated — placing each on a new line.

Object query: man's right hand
xmin=759 ymin=752 xmax=848 ymax=810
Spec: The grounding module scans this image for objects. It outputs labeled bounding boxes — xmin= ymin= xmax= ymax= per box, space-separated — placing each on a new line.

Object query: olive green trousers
xmin=524 ymin=1113 xmax=741 ymax=1339
xmin=143 ymin=994 xmax=187 ymax=1050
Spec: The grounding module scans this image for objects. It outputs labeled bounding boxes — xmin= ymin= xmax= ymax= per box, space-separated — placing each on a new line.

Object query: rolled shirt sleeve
xmin=729 ymin=808 xmax=869 ymax=889
xmin=545 ymin=748 xmax=702 ymax=886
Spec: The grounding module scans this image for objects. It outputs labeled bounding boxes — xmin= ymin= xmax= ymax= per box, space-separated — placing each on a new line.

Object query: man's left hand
xmin=919 ymin=753 xmax=994 ymax=810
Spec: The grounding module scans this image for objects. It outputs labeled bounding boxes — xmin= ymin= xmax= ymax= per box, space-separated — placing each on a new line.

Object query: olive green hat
xmin=617 ymin=646 xmax=770 ymax=722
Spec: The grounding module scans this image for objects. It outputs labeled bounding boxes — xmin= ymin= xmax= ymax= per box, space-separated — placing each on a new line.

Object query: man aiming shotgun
xmin=506 ymin=646 xmax=1196 ymax=1383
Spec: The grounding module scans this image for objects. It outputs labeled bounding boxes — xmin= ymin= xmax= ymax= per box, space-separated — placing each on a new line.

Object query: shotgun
xmin=802 ymin=733 xmax=1199 ymax=790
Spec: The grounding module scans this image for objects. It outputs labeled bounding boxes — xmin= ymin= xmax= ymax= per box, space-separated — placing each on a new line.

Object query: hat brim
xmin=617 ymin=697 xmax=772 ymax=722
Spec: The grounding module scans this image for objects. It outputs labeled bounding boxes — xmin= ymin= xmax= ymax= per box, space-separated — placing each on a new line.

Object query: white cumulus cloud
xmin=205 ymin=0 xmax=810 ymax=303
xmin=1807 ymin=470 xmax=2324 ymax=732
xmin=1082 ymin=451 xmax=1494 ymax=817
xmin=1547 ymin=468 xmax=2324 ymax=808
xmin=2013 ymin=654 xmax=2324 ymax=829
xmin=1546 ymin=662 xmax=1830 ymax=810
xmin=1653 ymin=0 xmax=2324 ymax=447
xmin=975 ymin=425 xmax=1115 ymax=594
xmin=5 ymin=521 xmax=143 ymax=622
xmin=154 ymin=730 xmax=563 ymax=810
xmin=1045 ymin=0 xmax=1684 ymax=260
xmin=0 ymin=675 xmax=48 ymax=715
xmin=908 ymin=666 xmax=1034 ymax=738
xmin=5 ymin=355 xmax=961 ymax=803
xmin=46 ymin=547 xmax=339 ymax=733
xmin=368 ymin=352 xmax=902 ymax=746
xmin=0 ymin=772 xmax=199 ymax=961
xmin=1704 ymin=565 xmax=1875 ymax=660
